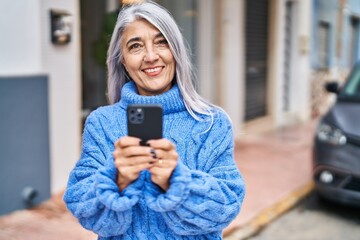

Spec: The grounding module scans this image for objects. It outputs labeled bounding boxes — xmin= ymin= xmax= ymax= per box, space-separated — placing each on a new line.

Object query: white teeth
xmin=144 ymin=67 xmax=162 ymax=73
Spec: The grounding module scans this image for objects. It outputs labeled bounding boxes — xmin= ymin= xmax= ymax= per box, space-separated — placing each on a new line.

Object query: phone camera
xmin=129 ymin=107 xmax=144 ymax=124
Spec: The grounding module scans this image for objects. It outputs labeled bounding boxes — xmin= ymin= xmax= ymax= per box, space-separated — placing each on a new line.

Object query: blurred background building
xmin=311 ymin=0 xmax=360 ymax=115
xmin=0 ymin=0 xmax=358 ymax=214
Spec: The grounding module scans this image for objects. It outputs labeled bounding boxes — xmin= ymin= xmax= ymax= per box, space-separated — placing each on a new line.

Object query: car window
xmin=339 ymin=65 xmax=360 ymax=101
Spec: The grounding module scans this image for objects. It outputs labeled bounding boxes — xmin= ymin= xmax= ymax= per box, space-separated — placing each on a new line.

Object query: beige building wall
xmin=0 ymin=0 xmax=82 ymax=194
xmin=197 ymin=0 xmax=245 ymax=137
xmin=201 ymin=0 xmax=313 ymax=137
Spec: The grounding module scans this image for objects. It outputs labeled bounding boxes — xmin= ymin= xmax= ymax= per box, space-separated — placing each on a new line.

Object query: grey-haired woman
xmin=64 ymin=1 xmax=245 ymax=239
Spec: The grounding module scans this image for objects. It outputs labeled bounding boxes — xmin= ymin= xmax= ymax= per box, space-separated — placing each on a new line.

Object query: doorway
xmin=245 ymin=0 xmax=269 ymax=121
xmin=80 ymin=0 xmax=121 ymax=122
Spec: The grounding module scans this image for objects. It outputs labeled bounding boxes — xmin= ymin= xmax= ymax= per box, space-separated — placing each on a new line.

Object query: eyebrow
xmin=125 ymin=32 xmax=165 ymax=47
xmin=154 ymin=32 xmax=164 ymax=39
xmin=125 ymin=37 xmax=141 ymax=47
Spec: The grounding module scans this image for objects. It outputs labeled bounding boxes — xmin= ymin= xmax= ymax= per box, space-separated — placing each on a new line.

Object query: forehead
xmin=122 ymin=19 xmax=161 ymax=40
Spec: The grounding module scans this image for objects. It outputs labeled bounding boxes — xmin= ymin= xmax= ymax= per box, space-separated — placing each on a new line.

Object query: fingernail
xmin=150 ymin=149 xmax=157 ymax=159
xmin=140 ymin=140 xmax=147 ymax=146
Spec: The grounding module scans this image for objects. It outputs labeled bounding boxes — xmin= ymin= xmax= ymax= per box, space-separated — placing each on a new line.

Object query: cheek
xmin=170 ymin=60 xmax=176 ymax=74
xmin=122 ymin=58 xmax=138 ymax=73
xmin=166 ymin=55 xmax=176 ymax=70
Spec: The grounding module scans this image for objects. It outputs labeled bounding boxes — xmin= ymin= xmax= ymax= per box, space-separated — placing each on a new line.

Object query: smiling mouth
xmin=143 ymin=67 xmax=163 ymax=75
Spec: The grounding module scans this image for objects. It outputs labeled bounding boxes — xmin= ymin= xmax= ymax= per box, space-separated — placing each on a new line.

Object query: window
xmin=318 ymin=21 xmax=330 ymax=69
xmin=348 ymin=17 xmax=360 ymax=67
xmin=156 ymin=0 xmax=198 ymax=65
xmin=341 ymin=65 xmax=360 ymax=99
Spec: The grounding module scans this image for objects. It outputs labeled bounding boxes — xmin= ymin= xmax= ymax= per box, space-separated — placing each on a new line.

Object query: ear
xmin=122 ymin=63 xmax=128 ymax=72
xmin=121 ymin=57 xmax=127 ymax=67
xmin=122 ymin=63 xmax=129 ymax=76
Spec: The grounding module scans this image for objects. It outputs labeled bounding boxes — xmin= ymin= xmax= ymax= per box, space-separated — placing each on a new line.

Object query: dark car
xmin=313 ymin=62 xmax=360 ymax=207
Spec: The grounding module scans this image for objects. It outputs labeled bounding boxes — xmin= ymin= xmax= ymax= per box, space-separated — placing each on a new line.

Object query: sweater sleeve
xmin=144 ymin=111 xmax=245 ymax=235
xmin=63 ymin=111 xmax=143 ymax=237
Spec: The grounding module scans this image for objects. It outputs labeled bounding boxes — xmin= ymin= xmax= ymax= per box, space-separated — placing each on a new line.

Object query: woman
xmin=64 ymin=1 xmax=245 ymax=239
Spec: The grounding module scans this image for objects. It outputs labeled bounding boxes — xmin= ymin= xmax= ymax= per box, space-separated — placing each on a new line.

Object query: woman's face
xmin=121 ymin=19 xmax=175 ymax=96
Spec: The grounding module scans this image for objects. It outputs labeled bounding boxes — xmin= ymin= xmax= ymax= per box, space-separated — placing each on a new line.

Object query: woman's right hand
xmin=113 ymin=136 xmax=155 ymax=191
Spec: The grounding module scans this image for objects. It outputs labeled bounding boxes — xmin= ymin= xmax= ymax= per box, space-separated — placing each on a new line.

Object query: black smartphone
xmin=127 ymin=104 xmax=163 ymax=144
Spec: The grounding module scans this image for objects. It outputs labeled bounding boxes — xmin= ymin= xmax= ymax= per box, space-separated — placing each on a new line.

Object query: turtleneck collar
xmin=118 ymin=81 xmax=186 ymax=115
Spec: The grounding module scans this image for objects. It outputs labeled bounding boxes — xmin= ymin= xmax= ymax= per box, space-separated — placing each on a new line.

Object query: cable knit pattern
xmin=64 ymin=82 xmax=245 ymax=239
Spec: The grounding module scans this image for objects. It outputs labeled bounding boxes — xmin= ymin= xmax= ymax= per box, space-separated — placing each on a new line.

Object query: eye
xmin=128 ymin=43 xmax=143 ymax=52
xmin=156 ymin=38 xmax=169 ymax=47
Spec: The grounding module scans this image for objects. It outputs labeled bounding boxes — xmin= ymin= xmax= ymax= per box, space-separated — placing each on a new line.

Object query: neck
xmin=119 ymin=82 xmax=186 ymax=114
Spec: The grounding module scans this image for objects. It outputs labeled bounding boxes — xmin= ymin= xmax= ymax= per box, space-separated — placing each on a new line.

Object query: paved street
xmin=246 ymin=191 xmax=360 ymax=240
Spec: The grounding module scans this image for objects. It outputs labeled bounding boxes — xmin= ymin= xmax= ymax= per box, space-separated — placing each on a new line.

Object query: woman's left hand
xmin=146 ymin=139 xmax=178 ymax=191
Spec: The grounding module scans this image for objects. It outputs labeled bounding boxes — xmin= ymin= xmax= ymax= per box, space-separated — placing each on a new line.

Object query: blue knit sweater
xmin=64 ymin=82 xmax=245 ymax=239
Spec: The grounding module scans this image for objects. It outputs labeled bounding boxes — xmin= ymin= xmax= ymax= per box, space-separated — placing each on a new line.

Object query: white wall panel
xmin=0 ymin=0 xmax=42 ymax=74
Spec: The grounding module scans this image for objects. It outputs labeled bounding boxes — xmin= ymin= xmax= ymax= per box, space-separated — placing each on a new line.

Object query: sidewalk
xmin=0 ymin=119 xmax=318 ymax=240
xmin=225 ymin=118 xmax=317 ymax=239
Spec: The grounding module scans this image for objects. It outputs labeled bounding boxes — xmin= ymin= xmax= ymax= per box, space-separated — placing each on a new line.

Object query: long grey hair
xmin=106 ymin=0 xmax=214 ymax=121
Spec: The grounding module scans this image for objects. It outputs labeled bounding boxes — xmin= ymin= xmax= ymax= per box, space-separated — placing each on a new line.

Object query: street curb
xmin=225 ymin=181 xmax=315 ymax=240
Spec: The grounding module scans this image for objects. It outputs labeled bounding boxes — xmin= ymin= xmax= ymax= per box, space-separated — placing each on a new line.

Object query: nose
xmin=143 ymin=46 xmax=159 ymax=62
